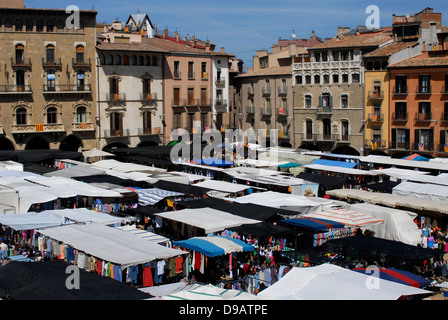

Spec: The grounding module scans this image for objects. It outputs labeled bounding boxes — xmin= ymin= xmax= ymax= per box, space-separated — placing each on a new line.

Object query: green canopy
xmin=278 ymin=162 xmax=302 ymax=169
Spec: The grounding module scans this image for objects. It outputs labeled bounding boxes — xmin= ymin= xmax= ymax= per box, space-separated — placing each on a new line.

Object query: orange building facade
xmin=388 ymin=52 xmax=448 ymax=158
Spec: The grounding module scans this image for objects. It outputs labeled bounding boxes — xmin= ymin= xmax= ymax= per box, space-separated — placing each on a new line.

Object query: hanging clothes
xmin=143 ymin=263 xmax=154 ymax=287
xmin=128 ymin=265 xmax=139 ymax=284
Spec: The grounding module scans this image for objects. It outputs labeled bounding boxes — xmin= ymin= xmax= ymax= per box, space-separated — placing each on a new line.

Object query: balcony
xmin=261 ymin=87 xmax=271 ymax=96
xmin=313 ymin=134 xmax=339 ymax=142
xmin=441 ymin=113 xmax=448 ymax=123
xmin=140 ymin=92 xmax=157 ymax=102
xmin=246 ymin=106 xmax=255 ymax=114
xmin=389 ymin=141 xmax=410 ymax=150
xmin=292 ymin=60 xmax=362 ymax=72
xmin=103 ymin=129 xmax=130 ymax=138
xmin=392 ymin=112 xmax=408 ymax=122
xmin=367 ymin=113 xmax=384 ymax=123
xmin=438 ymin=144 xmax=448 ymax=153
xmin=185 ymin=98 xmax=197 ymax=107
xmin=278 ymin=86 xmax=287 ymax=96
xmin=316 ymin=106 xmax=333 ymax=115
xmin=278 ymin=130 xmax=289 ymax=139
xmin=415 ymin=112 xmax=432 ymax=122
xmin=215 ymin=77 xmax=225 ymax=86
xmin=300 ymin=133 xmax=315 ymax=141
xmin=106 ymin=93 xmax=126 ymax=102
xmin=215 ymin=99 xmax=227 ymax=108
xmin=43 ymin=84 xmax=92 ymax=95
xmin=393 ymin=86 xmax=407 ymax=95
xmin=188 ymin=72 xmax=195 ymax=80
xmin=412 ymin=142 xmax=434 ymax=152
xmin=72 ymin=122 xmax=95 ymax=131
xmin=72 ymin=58 xmax=91 ymax=70
xmin=0 ymin=84 xmax=32 ymax=95
xmin=138 ymin=127 xmax=162 ymax=135
xmin=11 ymin=123 xmax=65 ymax=134
xmin=174 ymin=72 xmax=182 ymax=80
xmin=261 ymin=107 xmax=272 ymax=116
xmin=441 ymin=87 xmax=448 ymax=95
xmin=364 ymin=139 xmax=386 ymax=149
xmin=172 ymin=99 xmax=185 ymax=107
xmin=277 ymin=107 xmax=288 ymax=117
xmin=11 ymin=57 xmax=32 ymax=70
xmin=367 ymin=91 xmax=384 ymax=100
xmin=42 ymin=57 xmax=62 ymax=70
xmin=416 ymin=86 xmax=431 ymax=95
xmin=198 ymin=98 xmax=212 ymax=106
xmin=201 ymin=72 xmax=208 ymax=80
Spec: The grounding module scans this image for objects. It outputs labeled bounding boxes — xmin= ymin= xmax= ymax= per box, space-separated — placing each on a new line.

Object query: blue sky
xmin=29 ymin=0 xmax=448 ymax=68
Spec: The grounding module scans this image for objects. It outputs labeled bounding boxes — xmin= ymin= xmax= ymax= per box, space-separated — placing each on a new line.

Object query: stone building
xmin=0 ymin=6 xmax=98 ymax=152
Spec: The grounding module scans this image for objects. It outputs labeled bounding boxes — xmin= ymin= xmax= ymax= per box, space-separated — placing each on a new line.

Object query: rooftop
xmin=388 ymin=53 xmax=448 ymax=68
xmin=310 ymin=28 xmax=393 ymax=50
xmin=235 ymin=66 xmax=291 ymax=78
xmin=363 ymin=41 xmax=419 ymax=58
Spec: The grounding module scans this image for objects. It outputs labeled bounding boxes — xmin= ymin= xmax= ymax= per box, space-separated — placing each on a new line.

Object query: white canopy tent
xmin=302 ymin=208 xmax=384 ymax=227
xmin=349 ymin=203 xmax=422 ymax=246
xmin=91 ymin=159 xmax=166 ymax=174
xmin=37 ymin=223 xmax=187 ymax=269
xmin=304 ymin=164 xmax=375 ymax=176
xmin=226 ymin=191 xmax=339 ymax=213
xmin=83 ymin=148 xmax=115 ymax=159
xmin=44 ymin=165 xmax=105 ymax=178
xmin=257 ymin=263 xmax=431 ymax=300
xmin=393 ymin=181 xmax=448 ymax=202
xmin=194 ymin=180 xmax=253 ymax=194
xmin=155 ymin=207 xmax=261 ymax=234
xmin=115 ymin=224 xmax=171 ymax=246
xmin=0 ymin=208 xmax=124 ymax=230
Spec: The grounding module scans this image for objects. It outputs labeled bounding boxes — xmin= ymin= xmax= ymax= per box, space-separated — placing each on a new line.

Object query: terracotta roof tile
xmin=388 ymin=54 xmax=448 ymax=68
xmin=310 ymin=29 xmax=393 ymax=50
xmin=96 ymin=42 xmax=169 ymax=53
xmin=363 ymin=41 xmax=419 ymax=58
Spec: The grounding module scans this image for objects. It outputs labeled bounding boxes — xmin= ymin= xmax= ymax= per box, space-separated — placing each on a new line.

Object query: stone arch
xmin=0 ymin=137 xmax=15 ymax=150
xmin=59 ymin=134 xmax=83 ymax=152
xmin=25 ymin=135 xmax=50 ymax=150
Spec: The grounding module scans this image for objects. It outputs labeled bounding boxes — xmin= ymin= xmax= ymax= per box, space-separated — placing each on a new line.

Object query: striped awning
xmin=173 ymin=236 xmax=254 ymax=257
xmin=303 ymin=208 xmax=384 ymax=227
xmin=126 ymin=187 xmax=184 ymax=206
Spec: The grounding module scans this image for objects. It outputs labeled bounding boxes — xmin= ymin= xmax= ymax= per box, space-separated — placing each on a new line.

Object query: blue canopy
xmin=280 ymin=217 xmax=345 ymax=232
xmin=194 ymin=158 xmax=234 ymax=167
xmin=278 ymin=162 xmax=302 ymax=169
xmin=311 ymin=159 xmax=356 ymax=169
xmin=173 ymin=236 xmax=254 ymax=257
xmin=352 ymin=267 xmax=432 ymax=288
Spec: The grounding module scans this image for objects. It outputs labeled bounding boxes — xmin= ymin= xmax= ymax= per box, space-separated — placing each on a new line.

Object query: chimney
xmin=205 ymin=40 xmax=210 ymax=52
xmin=163 ymin=29 xmax=168 ymax=38
xmin=175 ymin=31 xmax=180 ymax=42
xmin=220 ymin=47 xmax=225 ymax=53
xmin=422 ymin=41 xmax=426 ymax=52
xmin=154 ymin=27 xmax=158 ymax=35
xmin=311 ymin=30 xmax=316 ymax=40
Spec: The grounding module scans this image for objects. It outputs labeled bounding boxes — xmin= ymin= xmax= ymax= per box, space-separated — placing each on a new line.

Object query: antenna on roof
xmin=291 ymin=29 xmax=296 ymax=39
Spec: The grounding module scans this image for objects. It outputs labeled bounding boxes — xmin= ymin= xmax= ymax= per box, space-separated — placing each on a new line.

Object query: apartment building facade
xmin=292 ymin=28 xmax=393 ymax=154
xmin=96 ymin=42 xmax=166 ymax=150
xmin=388 ymin=52 xmax=448 ymax=158
xmin=0 ymin=7 xmax=97 ymax=152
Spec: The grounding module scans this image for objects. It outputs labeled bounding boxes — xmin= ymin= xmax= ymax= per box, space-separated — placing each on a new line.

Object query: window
xmin=139 ymin=55 xmax=144 ymax=66
xmin=143 ymin=111 xmax=152 ymax=133
xmin=15 ymin=44 xmax=24 ymax=64
xmin=305 ymin=75 xmax=311 ymax=84
xmin=314 ymin=75 xmax=321 ymax=84
xmin=216 ymin=89 xmax=223 ymax=105
xmin=47 ymin=70 xmax=55 ymax=91
xmin=36 ymin=20 xmax=44 ymax=32
xmin=46 ymin=107 xmax=57 ymax=124
xmin=4 ymin=19 xmax=12 ymax=31
xmin=393 ymin=128 xmax=410 ymax=149
xmin=109 ymin=78 xmax=119 ymax=98
xmin=395 ymin=76 xmax=407 ymax=93
xmin=46 ymin=20 xmax=54 ymax=32
xmin=201 ymin=88 xmax=207 ymax=105
xmin=76 ymin=106 xmax=87 ymax=123
xmin=77 ymin=71 xmax=85 ymax=91
xmin=46 ymin=45 xmax=55 ymax=63
xmin=320 ymin=93 xmax=332 ymax=107
xmin=341 ymin=94 xmax=348 ymax=108
xmin=341 ymin=120 xmax=349 ymax=141
xmin=419 ymin=75 xmax=431 ymax=93
xmin=352 ymin=73 xmax=360 ymax=83
xmin=445 ymin=74 xmax=448 ymax=93
xmin=173 ymin=113 xmax=182 ymax=129
xmin=56 ymin=20 xmax=64 ymax=32
xmin=152 ymin=56 xmax=157 ymax=66
xmin=418 ymin=102 xmax=431 ymax=120
xmin=415 ymin=129 xmax=433 ymax=148
xmin=187 ymin=113 xmax=195 ymax=132
xmin=394 ymin=102 xmax=407 ymax=120
xmin=107 ymin=55 xmax=114 ymax=65
xmin=342 ymin=74 xmax=349 ymax=83
xmin=16 ymin=70 xmax=25 ymax=89
xmin=174 ymin=61 xmax=180 ymax=78
xmin=16 ymin=108 xmax=27 ymax=125
xmin=304 ymin=95 xmax=312 ymax=108
xmin=25 ymin=20 xmax=33 ymax=32
xmin=323 ymin=119 xmax=332 ymax=139
xmin=201 ymin=62 xmax=207 ymax=79
xmin=295 ymin=75 xmax=303 ymax=85
xmin=188 ymin=61 xmax=194 ymax=79
xmin=332 ymin=74 xmax=339 ymax=84
xmin=76 ymin=45 xmax=85 ymax=63
xmin=132 ymin=55 xmax=137 ymax=65
xmin=188 ymin=88 xmax=195 ymax=105
xmin=110 ymin=112 xmax=122 ymax=133
xmin=173 ymin=87 xmax=180 ymax=106
xmin=114 ymin=55 xmax=121 ymax=65
xmin=123 ymin=55 xmax=129 ymax=65
xmin=142 ymin=79 xmax=151 ymax=96
xmin=323 ymin=75 xmax=330 ymax=84
xmin=201 ymin=112 xmax=208 ymax=132
xmin=146 ymin=56 xmax=151 ymax=66
xmin=305 ymin=119 xmax=313 ymax=140
xmin=15 ymin=20 xmax=23 ymax=32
